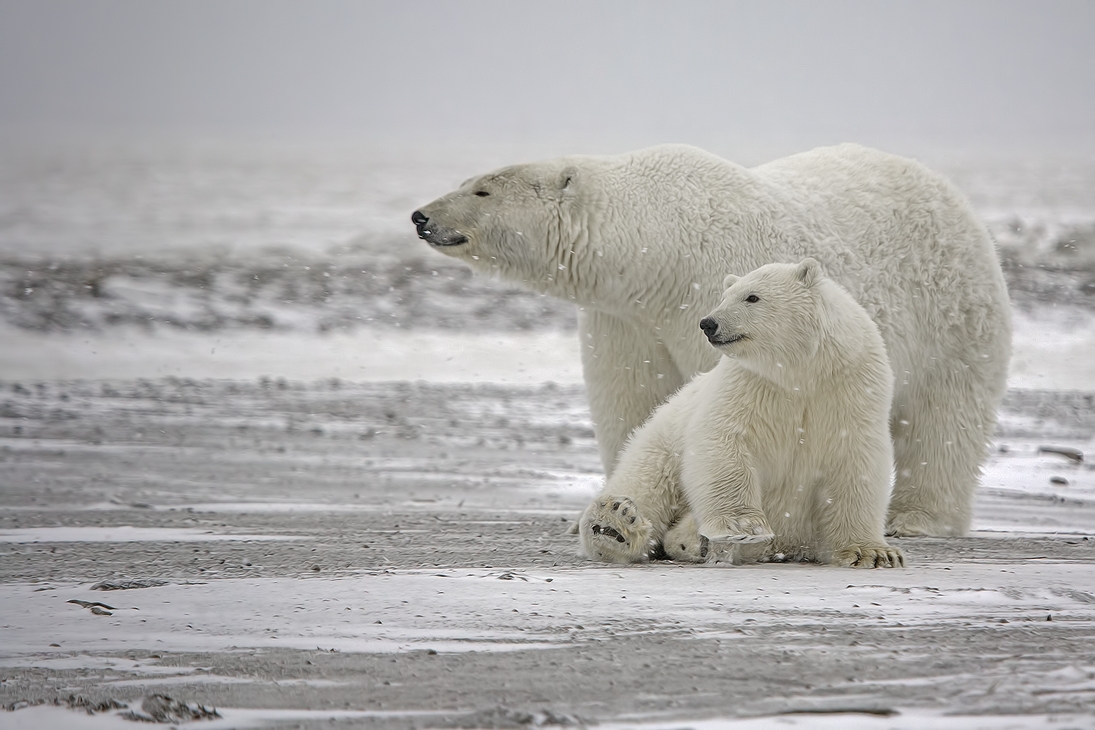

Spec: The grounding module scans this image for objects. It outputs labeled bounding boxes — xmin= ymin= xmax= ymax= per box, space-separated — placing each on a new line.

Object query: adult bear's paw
xmin=579 ymin=496 xmax=653 ymax=564
xmin=833 ymin=544 xmax=905 ymax=569
xmin=886 ymin=508 xmax=954 ymax=538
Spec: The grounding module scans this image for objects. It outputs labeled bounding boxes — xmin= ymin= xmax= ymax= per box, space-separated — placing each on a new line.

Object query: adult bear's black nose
xmin=411 ymin=210 xmax=429 ymax=229
xmin=699 ymin=317 xmax=719 ymax=339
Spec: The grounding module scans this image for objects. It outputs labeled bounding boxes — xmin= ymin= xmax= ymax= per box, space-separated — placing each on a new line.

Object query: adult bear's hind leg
xmin=887 ymin=371 xmax=1002 ymax=537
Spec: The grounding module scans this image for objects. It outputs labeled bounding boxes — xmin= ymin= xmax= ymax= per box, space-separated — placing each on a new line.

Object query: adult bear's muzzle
xmin=411 ymin=210 xmax=469 ymax=247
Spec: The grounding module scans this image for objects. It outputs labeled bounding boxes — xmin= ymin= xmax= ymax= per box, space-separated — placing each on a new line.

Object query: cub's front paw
xmin=833 ymin=544 xmax=905 ymax=569
xmin=579 ymin=496 xmax=653 ymax=564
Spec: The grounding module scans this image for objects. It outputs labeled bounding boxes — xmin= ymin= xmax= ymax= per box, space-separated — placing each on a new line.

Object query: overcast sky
xmin=1 ymin=0 xmax=1093 ymax=153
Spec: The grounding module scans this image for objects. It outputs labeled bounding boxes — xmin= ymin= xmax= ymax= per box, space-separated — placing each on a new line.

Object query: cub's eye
xmin=744 ymin=294 xmax=760 ymax=303
xmin=474 ymin=190 xmax=491 ymax=197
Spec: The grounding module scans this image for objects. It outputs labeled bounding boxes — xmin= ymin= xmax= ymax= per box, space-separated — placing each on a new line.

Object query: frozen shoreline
xmin=3 ymin=305 xmax=1094 ymax=391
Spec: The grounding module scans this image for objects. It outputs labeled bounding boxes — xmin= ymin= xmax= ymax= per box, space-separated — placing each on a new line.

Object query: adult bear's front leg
xmin=578 ymin=309 xmax=686 ymax=476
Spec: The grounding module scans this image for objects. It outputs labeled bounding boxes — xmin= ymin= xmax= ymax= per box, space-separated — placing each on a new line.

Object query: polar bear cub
xmin=578 ymin=259 xmax=903 ymax=568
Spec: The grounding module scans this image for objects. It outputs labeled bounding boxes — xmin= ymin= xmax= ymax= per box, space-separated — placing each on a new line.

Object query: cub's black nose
xmin=699 ymin=317 xmax=718 ymax=338
xmin=411 ymin=210 xmax=428 ymax=228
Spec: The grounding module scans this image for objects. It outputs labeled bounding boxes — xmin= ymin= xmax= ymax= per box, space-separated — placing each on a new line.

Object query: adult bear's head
xmin=411 ymin=160 xmax=591 ymax=291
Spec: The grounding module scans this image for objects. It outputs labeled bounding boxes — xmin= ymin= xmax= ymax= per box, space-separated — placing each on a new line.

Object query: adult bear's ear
xmin=722 ymin=273 xmax=739 ymax=289
xmin=558 ymin=166 xmax=578 ymax=197
xmin=797 ymin=258 xmax=820 ymax=287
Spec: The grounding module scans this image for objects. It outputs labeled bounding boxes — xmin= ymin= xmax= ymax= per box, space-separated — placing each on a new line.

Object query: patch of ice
xmin=976 ymin=433 xmax=1095 ymax=534
xmin=156 ymin=501 xmax=389 ymax=514
xmin=3 ymin=704 xmax=1092 ymax=730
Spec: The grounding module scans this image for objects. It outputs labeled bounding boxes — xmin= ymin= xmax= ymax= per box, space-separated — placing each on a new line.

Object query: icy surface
xmin=3 ymin=564 xmax=1095 ymax=657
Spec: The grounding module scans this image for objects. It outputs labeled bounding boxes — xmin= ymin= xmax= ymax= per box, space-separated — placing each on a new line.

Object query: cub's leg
xmin=816 ymin=454 xmax=905 ymax=569
xmin=579 ymin=418 xmax=687 ymax=564
xmin=681 ymin=445 xmax=774 ymax=564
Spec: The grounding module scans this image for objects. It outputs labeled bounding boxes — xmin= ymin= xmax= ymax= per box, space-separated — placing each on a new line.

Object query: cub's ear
xmin=796 ymin=258 xmax=821 ymax=287
xmin=722 ymin=273 xmax=739 ymax=289
xmin=559 ymin=166 xmax=579 ymax=195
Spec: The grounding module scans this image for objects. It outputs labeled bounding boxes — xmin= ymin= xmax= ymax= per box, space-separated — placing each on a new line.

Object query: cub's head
xmin=698 ymin=258 xmax=824 ymax=365
xmin=411 ymin=161 xmax=583 ymax=284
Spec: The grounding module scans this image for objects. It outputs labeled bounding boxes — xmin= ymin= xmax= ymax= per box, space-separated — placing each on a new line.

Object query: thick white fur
xmin=578 ymin=260 xmax=903 ymax=568
xmin=415 ymin=144 xmax=1012 ymax=536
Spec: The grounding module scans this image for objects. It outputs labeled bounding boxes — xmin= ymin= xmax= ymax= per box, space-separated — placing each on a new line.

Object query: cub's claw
xmin=834 ymin=544 xmax=905 ymax=569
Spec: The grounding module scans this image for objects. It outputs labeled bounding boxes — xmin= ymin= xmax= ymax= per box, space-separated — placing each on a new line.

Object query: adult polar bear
xmin=412 ymin=144 xmax=1012 ymax=537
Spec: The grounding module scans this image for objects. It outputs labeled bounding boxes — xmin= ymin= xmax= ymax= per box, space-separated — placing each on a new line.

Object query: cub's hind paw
xmin=579 ymin=496 xmax=653 ymax=564
xmin=834 ymin=544 xmax=905 ymax=569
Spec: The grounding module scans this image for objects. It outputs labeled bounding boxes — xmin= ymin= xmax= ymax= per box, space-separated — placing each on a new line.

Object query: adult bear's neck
xmin=528 ymin=148 xmax=771 ymax=317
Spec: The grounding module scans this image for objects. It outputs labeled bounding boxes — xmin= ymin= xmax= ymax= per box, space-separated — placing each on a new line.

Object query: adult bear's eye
xmin=474 ymin=190 xmax=490 ymax=197
xmin=745 ymin=294 xmax=760 ymax=303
